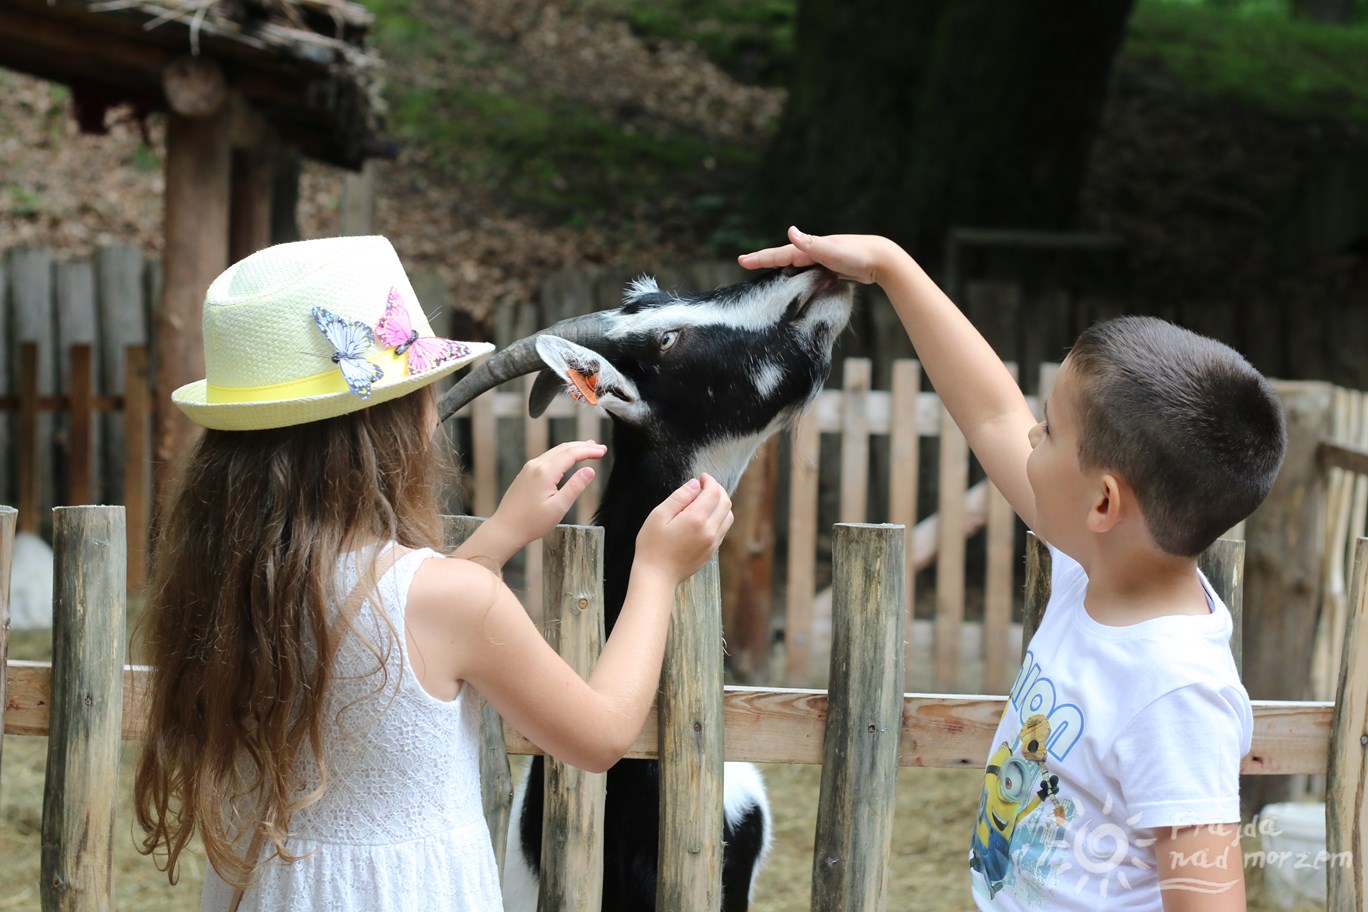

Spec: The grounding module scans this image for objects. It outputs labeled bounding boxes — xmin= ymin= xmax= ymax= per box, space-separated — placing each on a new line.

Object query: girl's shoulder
xmin=407 ymin=554 xmax=504 ymax=619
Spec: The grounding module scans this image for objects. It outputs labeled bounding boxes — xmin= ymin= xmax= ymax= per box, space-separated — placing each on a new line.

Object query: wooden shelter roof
xmin=0 ymin=0 xmax=387 ymax=168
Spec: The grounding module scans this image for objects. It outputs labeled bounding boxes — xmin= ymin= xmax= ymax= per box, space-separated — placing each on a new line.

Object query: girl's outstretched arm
xmin=409 ymin=474 xmax=733 ymax=772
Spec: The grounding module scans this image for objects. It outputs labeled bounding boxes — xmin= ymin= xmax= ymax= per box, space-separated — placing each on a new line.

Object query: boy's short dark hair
xmin=1067 ymin=316 xmax=1287 ymax=557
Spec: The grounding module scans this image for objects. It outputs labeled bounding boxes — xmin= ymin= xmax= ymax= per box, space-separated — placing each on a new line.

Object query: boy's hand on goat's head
xmin=636 ymin=474 xmax=735 ymax=584
xmin=486 ymin=439 xmax=606 ymax=556
xmin=737 ymin=226 xmax=896 ymax=286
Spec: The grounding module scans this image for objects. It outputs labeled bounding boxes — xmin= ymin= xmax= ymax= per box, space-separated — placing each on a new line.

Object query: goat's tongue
xmin=566 ymin=368 xmax=599 ymax=405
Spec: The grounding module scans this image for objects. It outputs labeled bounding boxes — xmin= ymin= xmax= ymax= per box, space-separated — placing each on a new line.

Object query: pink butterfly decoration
xmin=375 ymin=287 xmax=471 ymax=374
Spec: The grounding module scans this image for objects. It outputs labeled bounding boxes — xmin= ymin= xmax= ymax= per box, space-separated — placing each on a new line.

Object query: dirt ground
xmin=0 ymin=622 xmax=1325 ymax=912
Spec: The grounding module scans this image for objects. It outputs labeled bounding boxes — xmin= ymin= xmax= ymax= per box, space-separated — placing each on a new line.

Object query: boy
xmin=740 ymin=228 xmax=1286 ymax=912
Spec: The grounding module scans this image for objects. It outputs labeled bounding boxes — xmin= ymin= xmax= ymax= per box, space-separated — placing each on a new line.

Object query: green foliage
xmin=130 ymin=143 xmax=159 ymax=174
xmin=586 ymin=0 xmax=796 ymax=86
xmin=1131 ymin=0 xmax=1368 ymax=123
xmin=389 ymin=78 xmax=758 ymax=230
xmin=7 ymin=185 xmax=44 ymax=217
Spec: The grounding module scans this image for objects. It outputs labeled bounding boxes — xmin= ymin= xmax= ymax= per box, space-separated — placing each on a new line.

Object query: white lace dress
xmin=201 ymin=546 xmax=503 ymax=911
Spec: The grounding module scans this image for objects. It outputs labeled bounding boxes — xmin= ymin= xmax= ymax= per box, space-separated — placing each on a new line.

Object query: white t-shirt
xmin=969 ymin=546 xmax=1252 ymax=911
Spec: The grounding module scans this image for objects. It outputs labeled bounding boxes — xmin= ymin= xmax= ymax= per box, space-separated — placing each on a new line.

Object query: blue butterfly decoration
xmin=312 ymin=307 xmax=384 ymax=398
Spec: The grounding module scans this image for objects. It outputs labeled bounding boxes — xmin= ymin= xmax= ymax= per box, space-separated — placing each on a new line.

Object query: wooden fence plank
xmin=785 ymin=410 xmax=819 ymax=685
xmin=657 ymin=557 xmax=724 ymax=911
xmin=812 ymin=524 xmax=904 ymax=912
xmin=41 ymin=506 xmax=126 ymax=912
xmin=984 ymin=481 xmax=1015 ymax=694
xmin=1198 ymin=539 xmax=1245 ymax=672
xmin=1327 ymin=537 xmax=1368 ymax=912
xmin=934 ymin=406 xmax=968 ymax=691
xmin=94 ymin=246 xmax=149 ymax=507
xmin=720 ymin=437 xmax=778 ymax=682
xmin=123 ymin=346 xmax=151 ymax=593
xmin=574 ymin=406 xmax=601 ymax=524
xmin=0 ymin=256 xmax=9 ymax=505
xmin=540 ymin=525 xmax=606 ymax=912
xmin=1 ymin=660 xmax=1337 ymax=774
xmin=839 ymin=358 xmax=870 ymax=524
xmin=983 ymin=363 xmax=1019 ymax=694
xmin=56 ymin=262 xmax=99 ymax=505
xmin=11 ymin=248 xmax=56 ymax=529
xmin=0 ymin=507 xmax=15 ymax=790
xmin=888 ymin=361 xmax=920 ymax=676
xmin=472 ymin=391 xmax=497 ymax=519
xmin=67 ymin=346 xmax=94 ymax=508
xmin=18 ymin=344 xmax=40 ymax=534
xmin=524 ymin=374 xmax=550 ymax=623
xmin=441 ymin=514 xmax=513 ymax=879
xmin=1245 ymin=381 xmax=1334 ymax=814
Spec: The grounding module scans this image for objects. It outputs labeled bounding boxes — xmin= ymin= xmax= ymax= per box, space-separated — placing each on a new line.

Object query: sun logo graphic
xmin=1057 ymin=793 xmax=1155 ymax=898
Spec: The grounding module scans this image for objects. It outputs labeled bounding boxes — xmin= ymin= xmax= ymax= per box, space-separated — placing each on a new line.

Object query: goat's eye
xmin=659 ymin=330 xmax=680 ymax=352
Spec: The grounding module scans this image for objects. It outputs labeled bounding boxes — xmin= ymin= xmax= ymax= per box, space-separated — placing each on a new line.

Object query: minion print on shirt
xmin=970 ymin=714 xmax=1075 ymax=900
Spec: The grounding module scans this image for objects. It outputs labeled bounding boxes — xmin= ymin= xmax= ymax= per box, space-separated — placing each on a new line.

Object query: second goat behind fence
xmin=439 ymin=265 xmax=854 ymax=911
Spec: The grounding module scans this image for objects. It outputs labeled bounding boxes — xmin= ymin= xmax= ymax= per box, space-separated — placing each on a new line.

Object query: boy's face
xmin=1026 ymin=359 xmax=1096 ymax=556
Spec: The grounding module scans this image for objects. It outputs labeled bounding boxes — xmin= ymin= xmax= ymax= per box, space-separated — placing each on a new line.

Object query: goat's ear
xmin=534 ymin=335 xmax=644 ymax=421
xmin=528 ymin=369 xmax=562 ymax=418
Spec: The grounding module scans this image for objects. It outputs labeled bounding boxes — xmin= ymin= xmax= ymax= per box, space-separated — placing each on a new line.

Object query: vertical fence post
xmin=0 ymin=506 xmax=15 ymax=785
xmin=1198 ymin=539 xmax=1245 ymax=673
xmin=41 ymin=506 xmax=126 ymax=912
xmin=934 ymin=406 xmax=968 ymax=691
xmin=441 ymin=514 xmax=514 ymax=879
xmin=1327 ymin=536 xmax=1368 ymax=912
xmin=67 ymin=345 xmax=95 ymax=508
xmin=888 ymin=361 xmax=920 ymax=679
xmin=123 ymin=345 xmax=152 ymax=593
xmin=18 ymin=343 xmax=40 ymax=534
xmin=812 ymin=523 xmax=905 ymax=911
xmin=539 ymin=525 xmax=606 ymax=912
xmin=657 ymin=556 xmax=724 ymax=910
xmin=785 ymin=411 xmax=819 ymax=685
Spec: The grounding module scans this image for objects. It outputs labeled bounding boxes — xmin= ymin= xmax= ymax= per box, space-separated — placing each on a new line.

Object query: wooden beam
xmin=155 ymin=111 xmax=231 ymax=507
xmin=4 ymin=662 xmax=1336 ymax=775
xmin=1322 ymin=438 xmax=1368 ymax=477
xmin=162 ymin=55 xmax=227 ymax=118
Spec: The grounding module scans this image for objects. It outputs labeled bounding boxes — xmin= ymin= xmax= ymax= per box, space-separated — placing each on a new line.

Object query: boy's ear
xmin=1087 ymin=473 xmax=1125 ymax=534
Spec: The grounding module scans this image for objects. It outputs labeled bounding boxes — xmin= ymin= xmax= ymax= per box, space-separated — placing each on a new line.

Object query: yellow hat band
xmin=206 ymin=348 xmax=409 ymax=404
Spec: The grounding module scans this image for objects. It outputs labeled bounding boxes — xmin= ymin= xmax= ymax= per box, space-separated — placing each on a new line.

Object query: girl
xmin=134 ymin=236 xmax=733 ymax=911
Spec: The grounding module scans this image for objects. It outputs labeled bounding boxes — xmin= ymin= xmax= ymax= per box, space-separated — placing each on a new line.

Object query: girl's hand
xmin=634 ymin=474 xmax=734 ymax=584
xmin=737 ymin=226 xmax=897 ymax=286
xmin=463 ymin=440 xmax=606 ymax=565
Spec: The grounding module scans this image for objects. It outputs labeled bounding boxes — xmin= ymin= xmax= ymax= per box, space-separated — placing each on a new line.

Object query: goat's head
xmin=438 ymin=266 xmax=853 ymax=492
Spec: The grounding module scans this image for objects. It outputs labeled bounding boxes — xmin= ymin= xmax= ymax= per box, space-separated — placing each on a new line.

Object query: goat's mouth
xmin=794 ymin=268 xmax=855 ymax=323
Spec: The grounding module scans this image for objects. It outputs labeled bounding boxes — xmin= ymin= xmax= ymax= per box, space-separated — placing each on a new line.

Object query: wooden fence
xmin=2 ymin=504 xmax=1365 ymax=909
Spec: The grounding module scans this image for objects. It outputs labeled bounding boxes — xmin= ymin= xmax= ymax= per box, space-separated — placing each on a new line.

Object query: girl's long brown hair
xmin=133 ymin=389 xmax=446 ymax=886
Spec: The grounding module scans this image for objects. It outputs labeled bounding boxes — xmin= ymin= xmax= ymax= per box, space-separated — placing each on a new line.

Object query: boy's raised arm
xmin=740 ymin=227 xmax=1039 ymax=526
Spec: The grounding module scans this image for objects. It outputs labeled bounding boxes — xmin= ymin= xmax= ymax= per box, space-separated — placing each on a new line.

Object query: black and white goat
xmin=438 ymin=265 xmax=853 ymax=912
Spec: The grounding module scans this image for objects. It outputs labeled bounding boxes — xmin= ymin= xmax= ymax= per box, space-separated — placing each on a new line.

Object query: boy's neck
xmin=1078 ymin=544 xmax=1209 ymax=626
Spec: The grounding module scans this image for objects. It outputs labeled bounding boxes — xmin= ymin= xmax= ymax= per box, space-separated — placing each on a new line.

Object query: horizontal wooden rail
xmin=0 ymin=394 xmax=125 ymax=412
xmin=1321 ymin=438 xmax=1368 ymax=476
xmin=3 ymin=661 xmax=1334 ymax=775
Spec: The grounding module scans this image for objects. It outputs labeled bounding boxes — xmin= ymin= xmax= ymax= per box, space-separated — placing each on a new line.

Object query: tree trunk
xmin=756 ymin=0 xmax=1135 ymax=274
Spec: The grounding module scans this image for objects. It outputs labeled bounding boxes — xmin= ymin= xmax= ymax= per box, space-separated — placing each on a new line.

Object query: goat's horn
xmin=437 ymin=311 xmax=614 ymax=422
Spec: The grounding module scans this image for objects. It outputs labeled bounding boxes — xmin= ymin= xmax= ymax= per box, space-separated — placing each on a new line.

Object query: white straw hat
xmin=173 ymin=236 xmax=493 ymax=431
